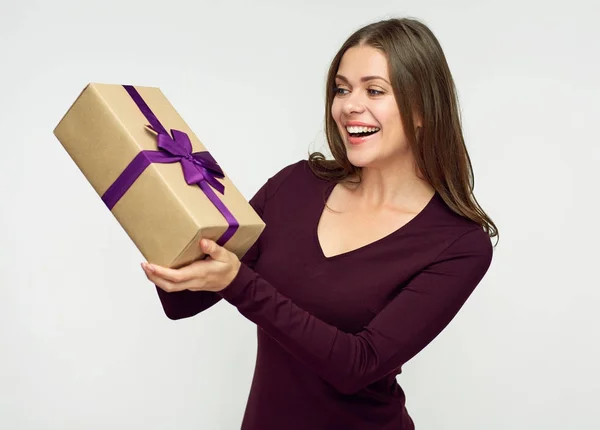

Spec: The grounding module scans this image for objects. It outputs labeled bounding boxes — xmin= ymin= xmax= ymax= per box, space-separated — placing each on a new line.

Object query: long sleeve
xmin=217 ymin=226 xmax=493 ymax=394
xmin=155 ymin=178 xmax=268 ymax=320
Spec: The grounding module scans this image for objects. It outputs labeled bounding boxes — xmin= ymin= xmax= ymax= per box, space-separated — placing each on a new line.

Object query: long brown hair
xmin=308 ymin=17 xmax=498 ymax=242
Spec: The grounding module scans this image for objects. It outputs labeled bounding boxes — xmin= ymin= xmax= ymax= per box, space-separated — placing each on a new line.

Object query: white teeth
xmin=346 ymin=126 xmax=380 ymax=134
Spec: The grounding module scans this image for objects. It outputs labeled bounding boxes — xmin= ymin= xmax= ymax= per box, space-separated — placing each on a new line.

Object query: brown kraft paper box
xmin=53 ymin=82 xmax=266 ymax=269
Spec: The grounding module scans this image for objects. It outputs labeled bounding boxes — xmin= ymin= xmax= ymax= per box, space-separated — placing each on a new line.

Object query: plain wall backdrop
xmin=1 ymin=0 xmax=599 ymax=429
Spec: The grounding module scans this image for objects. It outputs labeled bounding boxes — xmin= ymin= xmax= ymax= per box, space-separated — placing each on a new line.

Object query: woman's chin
xmin=346 ymin=151 xmax=377 ymax=169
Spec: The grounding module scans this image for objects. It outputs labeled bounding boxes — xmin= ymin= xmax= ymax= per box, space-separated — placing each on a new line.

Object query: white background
xmin=1 ymin=0 xmax=599 ymax=429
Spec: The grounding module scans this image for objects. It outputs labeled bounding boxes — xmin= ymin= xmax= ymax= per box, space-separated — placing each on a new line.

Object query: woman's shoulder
xmin=422 ymin=193 xmax=494 ymax=262
xmin=261 ymin=158 xmax=327 ymax=196
xmin=270 ymin=158 xmax=310 ymax=180
xmin=269 ymin=158 xmax=323 ymax=179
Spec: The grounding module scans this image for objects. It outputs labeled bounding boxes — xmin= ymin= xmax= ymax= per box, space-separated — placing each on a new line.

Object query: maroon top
xmin=156 ymin=159 xmax=493 ymax=429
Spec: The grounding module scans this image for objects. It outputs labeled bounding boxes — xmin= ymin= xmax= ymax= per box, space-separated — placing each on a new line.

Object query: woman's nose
xmin=341 ymin=91 xmax=366 ymax=115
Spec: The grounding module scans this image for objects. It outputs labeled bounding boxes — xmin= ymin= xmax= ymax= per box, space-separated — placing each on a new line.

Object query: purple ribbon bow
xmin=152 ymin=126 xmax=225 ymax=194
xmin=100 ymin=85 xmax=239 ymax=246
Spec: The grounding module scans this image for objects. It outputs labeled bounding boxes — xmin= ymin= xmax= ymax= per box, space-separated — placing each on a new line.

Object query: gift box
xmin=53 ymin=83 xmax=265 ymax=268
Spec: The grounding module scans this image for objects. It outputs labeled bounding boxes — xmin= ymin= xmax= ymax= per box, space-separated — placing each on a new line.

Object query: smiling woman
xmin=149 ymin=17 xmax=497 ymax=430
xmin=311 ymin=19 xmax=498 ymax=242
xmin=333 ymin=59 xmax=401 ymax=152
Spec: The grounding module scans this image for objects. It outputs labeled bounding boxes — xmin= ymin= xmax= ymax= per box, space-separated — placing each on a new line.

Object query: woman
xmin=142 ymin=17 xmax=497 ymax=430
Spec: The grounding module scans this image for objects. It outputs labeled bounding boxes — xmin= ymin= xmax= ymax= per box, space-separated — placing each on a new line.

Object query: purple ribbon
xmin=100 ymin=85 xmax=239 ymax=246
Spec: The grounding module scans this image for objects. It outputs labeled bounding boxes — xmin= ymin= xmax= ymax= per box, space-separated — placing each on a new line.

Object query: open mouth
xmin=346 ymin=125 xmax=380 ymax=139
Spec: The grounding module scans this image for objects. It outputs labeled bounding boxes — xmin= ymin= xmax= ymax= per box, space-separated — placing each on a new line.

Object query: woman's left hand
xmin=141 ymin=238 xmax=241 ymax=293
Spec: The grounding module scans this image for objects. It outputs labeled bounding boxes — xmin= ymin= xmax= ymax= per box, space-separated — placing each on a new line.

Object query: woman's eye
xmin=333 ymin=87 xmax=384 ymax=96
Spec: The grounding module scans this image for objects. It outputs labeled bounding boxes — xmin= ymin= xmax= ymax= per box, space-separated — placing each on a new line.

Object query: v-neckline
xmin=313 ymin=180 xmax=439 ymax=262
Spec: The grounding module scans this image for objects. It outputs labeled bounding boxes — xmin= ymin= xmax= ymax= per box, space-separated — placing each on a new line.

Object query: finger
xmin=141 ymin=262 xmax=205 ymax=292
xmin=142 ymin=262 xmax=191 ymax=283
xmin=143 ymin=269 xmax=177 ymax=292
xmin=200 ymin=238 xmax=228 ymax=262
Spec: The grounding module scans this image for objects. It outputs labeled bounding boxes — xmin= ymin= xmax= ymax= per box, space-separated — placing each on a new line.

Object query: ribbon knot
xmin=148 ymin=126 xmax=226 ymax=194
xmin=100 ymin=85 xmax=239 ymax=247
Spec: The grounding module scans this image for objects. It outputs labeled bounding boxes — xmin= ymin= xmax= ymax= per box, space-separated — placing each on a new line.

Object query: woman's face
xmin=332 ymin=45 xmax=415 ymax=169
